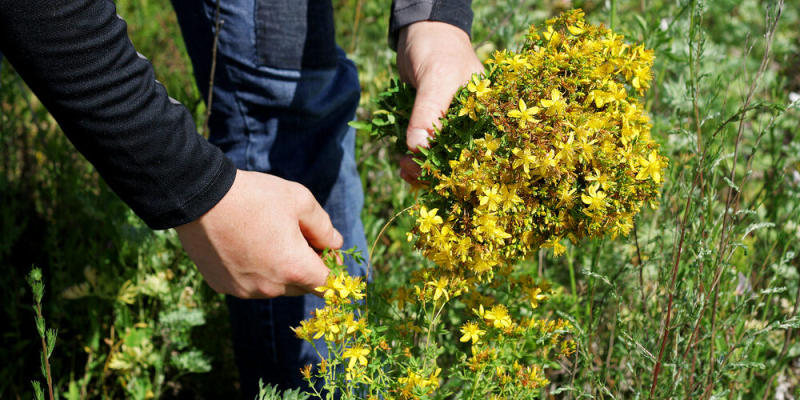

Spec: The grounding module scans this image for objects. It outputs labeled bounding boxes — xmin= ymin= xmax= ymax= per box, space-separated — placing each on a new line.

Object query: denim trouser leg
xmin=169 ymin=0 xmax=368 ymax=397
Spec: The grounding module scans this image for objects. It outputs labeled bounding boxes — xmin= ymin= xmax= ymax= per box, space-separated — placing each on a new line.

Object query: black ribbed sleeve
xmin=0 ymin=0 xmax=237 ymax=230
xmin=389 ymin=0 xmax=474 ymax=50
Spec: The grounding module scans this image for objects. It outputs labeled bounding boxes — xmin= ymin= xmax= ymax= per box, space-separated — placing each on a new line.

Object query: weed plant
xmin=1 ymin=0 xmax=799 ymax=398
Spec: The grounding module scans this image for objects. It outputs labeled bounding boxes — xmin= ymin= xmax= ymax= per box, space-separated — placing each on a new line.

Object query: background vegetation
xmin=1 ymin=0 xmax=799 ymax=398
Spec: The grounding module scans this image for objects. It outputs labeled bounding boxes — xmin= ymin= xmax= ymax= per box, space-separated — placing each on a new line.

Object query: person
xmin=0 ymin=0 xmax=482 ymax=396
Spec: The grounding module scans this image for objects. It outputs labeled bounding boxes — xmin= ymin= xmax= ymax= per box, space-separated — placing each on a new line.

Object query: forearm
xmin=0 ymin=0 xmax=236 ymax=229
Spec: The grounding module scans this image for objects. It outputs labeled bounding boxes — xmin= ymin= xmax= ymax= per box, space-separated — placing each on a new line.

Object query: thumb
xmin=406 ymin=80 xmax=459 ymax=152
xmin=297 ymin=191 xmax=344 ymax=251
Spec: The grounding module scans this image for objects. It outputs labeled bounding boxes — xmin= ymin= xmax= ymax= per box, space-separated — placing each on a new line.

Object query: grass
xmin=2 ymin=0 xmax=800 ymax=398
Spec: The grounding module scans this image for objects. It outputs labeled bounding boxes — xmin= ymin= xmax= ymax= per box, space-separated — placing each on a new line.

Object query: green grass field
xmin=2 ymin=0 xmax=800 ymax=398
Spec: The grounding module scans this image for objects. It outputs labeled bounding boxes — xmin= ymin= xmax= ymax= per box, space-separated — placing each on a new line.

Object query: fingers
xmin=405 ymin=79 xmax=456 ymax=152
xmin=400 ymin=155 xmax=421 ymax=178
xmin=277 ymin=182 xmax=339 ymax=298
xmin=286 ymin=245 xmax=332 ymax=298
xmin=400 ymin=154 xmax=424 ymax=185
xmin=295 ymin=185 xmax=343 ymax=251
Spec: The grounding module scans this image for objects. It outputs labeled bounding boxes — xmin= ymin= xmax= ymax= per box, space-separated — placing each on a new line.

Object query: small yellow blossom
xmin=342 ymin=343 xmax=370 ymax=369
xmin=417 ymin=207 xmax=443 ymax=233
xmin=460 ymin=321 xmax=486 ymax=344
xmin=540 ymin=88 xmax=567 ymax=116
xmin=479 ymin=184 xmax=503 ymax=212
xmin=581 ymin=184 xmax=608 ymax=211
xmin=483 ymin=304 xmax=513 ymax=329
xmin=507 ymin=99 xmax=540 ymax=128
xmin=458 ymin=96 xmax=478 ymax=120
xmin=636 ymin=151 xmax=665 ymax=183
xmin=467 ymin=75 xmax=492 ymax=99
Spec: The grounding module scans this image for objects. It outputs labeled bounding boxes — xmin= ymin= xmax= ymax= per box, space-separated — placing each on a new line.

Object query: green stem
xmin=34 ymin=304 xmax=55 ymax=400
xmin=610 ymin=0 xmax=618 ymax=30
xmin=567 ymin=248 xmax=577 ymax=296
xmin=469 ymin=364 xmax=487 ymax=400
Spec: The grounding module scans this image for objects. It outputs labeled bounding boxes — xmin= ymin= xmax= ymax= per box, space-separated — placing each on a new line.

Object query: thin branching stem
xmin=203 ymin=0 xmax=224 ymax=138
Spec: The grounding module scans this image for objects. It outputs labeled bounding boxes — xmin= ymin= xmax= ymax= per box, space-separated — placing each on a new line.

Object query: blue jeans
xmin=170 ymin=0 xmax=368 ymax=397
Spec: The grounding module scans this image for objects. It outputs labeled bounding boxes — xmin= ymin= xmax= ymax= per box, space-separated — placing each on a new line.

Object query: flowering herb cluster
xmin=292 ymin=10 xmax=665 ymax=399
xmin=409 ymin=9 xmax=667 ymax=273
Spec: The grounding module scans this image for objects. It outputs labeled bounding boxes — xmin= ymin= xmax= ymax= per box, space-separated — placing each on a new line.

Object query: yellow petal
xmin=567 ymin=25 xmax=584 ymax=35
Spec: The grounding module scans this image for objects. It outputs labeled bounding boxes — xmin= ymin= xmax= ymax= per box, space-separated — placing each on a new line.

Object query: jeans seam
xmin=215 ymin=50 xmax=257 ymax=171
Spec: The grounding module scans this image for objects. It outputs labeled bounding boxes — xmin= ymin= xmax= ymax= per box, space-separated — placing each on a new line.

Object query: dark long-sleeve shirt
xmin=0 ymin=0 xmax=472 ymax=230
xmin=389 ymin=0 xmax=474 ymax=50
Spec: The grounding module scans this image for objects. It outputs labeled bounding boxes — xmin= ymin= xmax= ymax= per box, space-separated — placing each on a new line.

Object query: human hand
xmin=175 ymin=170 xmax=342 ymax=299
xmin=395 ymin=21 xmax=484 ymax=185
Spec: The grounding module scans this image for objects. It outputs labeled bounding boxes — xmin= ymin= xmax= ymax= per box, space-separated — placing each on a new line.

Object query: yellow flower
xmin=581 ymin=184 xmax=608 ymax=212
xmin=458 ymin=96 xmax=478 ymax=120
xmin=485 ymin=49 xmax=510 ymax=66
xmin=636 ymin=151 xmax=665 ymax=183
xmin=561 ymin=340 xmax=577 ymax=356
xmin=454 ymin=236 xmax=472 ymax=262
xmin=542 ymin=25 xmax=561 ymax=46
xmin=342 ymin=344 xmax=370 ymax=369
xmin=538 ymin=149 xmax=558 ymax=175
xmin=316 ymin=272 xmax=364 ymax=300
xmin=479 ymin=184 xmax=502 ymax=212
xmin=541 ymin=236 xmax=566 ymax=257
xmin=417 ymin=207 xmax=443 ymax=233
xmin=467 ymin=75 xmax=492 ymax=99
xmin=540 ymin=88 xmax=567 ymax=116
xmin=567 ymin=20 xmax=585 ymax=35
xmin=430 ymin=277 xmax=450 ymax=301
xmin=523 ymin=285 xmax=549 ymax=308
xmin=483 ymin=305 xmax=513 ymax=329
xmin=631 ymin=67 xmax=651 ymax=90
xmin=577 ymin=134 xmax=597 ymax=163
xmin=555 ymin=185 xmax=577 ymax=208
xmin=392 ymin=286 xmax=415 ymax=311
xmin=554 ymin=133 xmax=577 ymax=166
xmin=508 ymin=54 xmax=532 ymax=71
xmin=611 ymin=215 xmax=634 ymax=239
xmin=586 ymin=168 xmax=613 ymax=191
xmin=587 ymin=89 xmax=614 ymax=108
xmin=474 ymin=133 xmax=501 ymax=155
xmin=511 ymin=147 xmax=537 ymax=175
xmin=507 ymin=99 xmax=540 ymax=128
xmin=500 ymin=184 xmax=523 ymax=211
xmin=460 ymin=321 xmax=486 ymax=343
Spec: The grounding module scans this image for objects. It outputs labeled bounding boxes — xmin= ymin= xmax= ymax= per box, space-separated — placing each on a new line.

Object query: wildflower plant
xmin=290 ymin=9 xmax=673 ymax=398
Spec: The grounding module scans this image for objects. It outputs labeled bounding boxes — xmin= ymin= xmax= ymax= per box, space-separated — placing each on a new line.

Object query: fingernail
xmin=407 ymin=129 xmax=431 ymax=151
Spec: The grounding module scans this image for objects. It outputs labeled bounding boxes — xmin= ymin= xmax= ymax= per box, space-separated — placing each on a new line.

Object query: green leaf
xmin=64 ymin=380 xmax=81 ymax=400
xmin=779 ymin=316 xmax=800 ymax=329
xmin=348 ymin=120 xmax=373 ymax=132
xmin=159 ymin=308 xmax=206 ymax=330
xmin=171 ymin=350 xmax=212 ymax=373
xmin=46 ymin=328 xmax=57 ymax=358
xmin=31 ymin=380 xmax=44 ymax=400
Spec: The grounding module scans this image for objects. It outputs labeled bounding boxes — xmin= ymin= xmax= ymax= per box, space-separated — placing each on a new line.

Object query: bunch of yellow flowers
xmin=409 ymin=9 xmax=667 ymax=275
xmin=294 ymin=9 xmax=665 ymax=398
